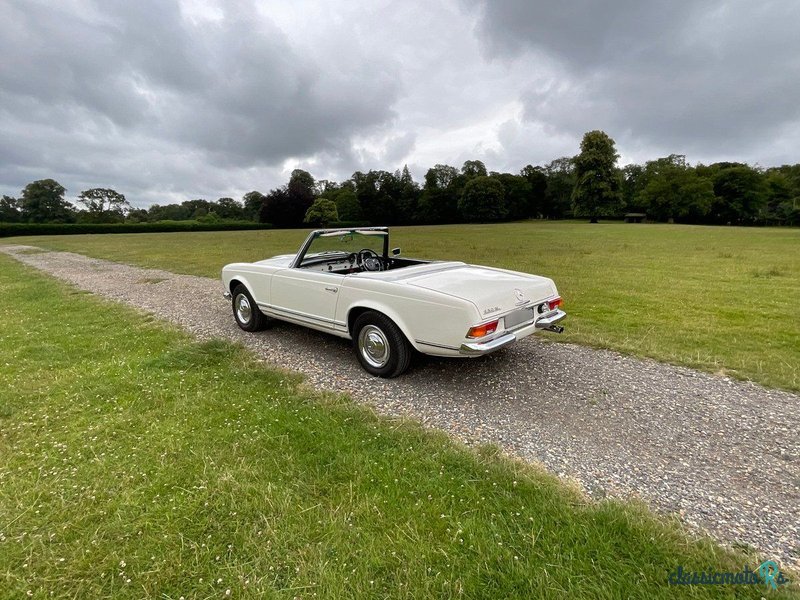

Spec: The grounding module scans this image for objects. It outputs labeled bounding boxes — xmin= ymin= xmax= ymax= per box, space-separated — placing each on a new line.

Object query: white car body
xmin=221 ymin=227 xmax=566 ymax=376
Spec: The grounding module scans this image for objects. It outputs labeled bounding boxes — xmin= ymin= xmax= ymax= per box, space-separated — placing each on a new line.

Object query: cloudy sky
xmin=2 ymin=0 xmax=799 ymax=207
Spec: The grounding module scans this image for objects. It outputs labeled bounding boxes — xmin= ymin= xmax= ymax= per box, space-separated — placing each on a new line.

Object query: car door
xmin=269 ymin=268 xmax=345 ymax=331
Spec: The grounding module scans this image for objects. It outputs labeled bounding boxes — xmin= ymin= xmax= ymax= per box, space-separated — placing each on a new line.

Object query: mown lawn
xmin=5 ymin=221 xmax=798 ymax=390
xmin=0 ymin=256 xmax=795 ymax=599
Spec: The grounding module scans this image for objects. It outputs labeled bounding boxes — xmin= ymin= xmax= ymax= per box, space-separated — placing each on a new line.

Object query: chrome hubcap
xmin=358 ymin=324 xmax=390 ymax=368
xmin=235 ymin=294 xmax=252 ymax=324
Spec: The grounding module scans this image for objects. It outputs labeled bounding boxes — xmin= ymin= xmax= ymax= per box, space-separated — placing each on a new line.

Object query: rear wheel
xmin=352 ymin=311 xmax=411 ymax=378
xmin=232 ymin=284 xmax=267 ymax=332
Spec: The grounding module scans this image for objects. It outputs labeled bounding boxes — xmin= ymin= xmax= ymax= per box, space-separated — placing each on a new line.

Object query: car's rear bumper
xmin=459 ymin=332 xmax=517 ymax=356
xmin=459 ymin=309 xmax=566 ymax=356
xmin=534 ymin=308 xmax=567 ymax=333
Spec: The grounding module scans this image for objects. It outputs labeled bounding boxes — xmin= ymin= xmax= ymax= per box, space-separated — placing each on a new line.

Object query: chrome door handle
xmin=325 ymin=286 xmax=338 ymax=293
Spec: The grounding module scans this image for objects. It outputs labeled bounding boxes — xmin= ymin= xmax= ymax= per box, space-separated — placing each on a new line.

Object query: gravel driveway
xmin=3 ymin=244 xmax=798 ymax=569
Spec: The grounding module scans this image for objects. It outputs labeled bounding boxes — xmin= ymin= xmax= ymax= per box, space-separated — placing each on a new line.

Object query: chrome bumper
xmin=534 ymin=308 xmax=567 ymax=333
xmin=459 ymin=308 xmax=567 ymax=356
xmin=459 ymin=333 xmax=517 ymax=356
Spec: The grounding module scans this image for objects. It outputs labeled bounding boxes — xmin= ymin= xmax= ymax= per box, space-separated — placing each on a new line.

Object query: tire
xmin=352 ymin=311 xmax=412 ymax=378
xmin=231 ymin=284 xmax=267 ymax=332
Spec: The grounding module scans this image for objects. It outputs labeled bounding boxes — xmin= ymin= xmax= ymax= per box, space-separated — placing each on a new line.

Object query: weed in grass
xmin=0 ymin=255 xmax=794 ymax=598
xmin=144 ymin=339 xmax=242 ymax=370
xmin=751 ymin=266 xmax=784 ymax=278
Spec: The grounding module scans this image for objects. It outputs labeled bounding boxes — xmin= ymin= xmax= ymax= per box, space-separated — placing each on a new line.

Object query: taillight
xmin=548 ymin=297 xmax=563 ymax=311
xmin=466 ymin=320 xmax=498 ymax=338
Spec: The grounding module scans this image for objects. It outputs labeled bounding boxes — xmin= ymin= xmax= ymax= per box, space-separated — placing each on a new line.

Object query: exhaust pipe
xmin=543 ymin=324 xmax=564 ymax=334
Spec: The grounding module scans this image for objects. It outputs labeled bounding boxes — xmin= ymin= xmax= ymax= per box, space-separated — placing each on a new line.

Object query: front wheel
xmin=232 ymin=284 xmax=267 ymax=332
xmin=352 ymin=311 xmax=411 ymax=378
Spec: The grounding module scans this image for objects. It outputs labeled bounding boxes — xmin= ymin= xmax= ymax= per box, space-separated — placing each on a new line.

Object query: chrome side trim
xmin=415 ymin=339 xmax=461 ymax=351
xmin=459 ymin=333 xmax=516 ymax=356
xmin=257 ymin=302 xmax=346 ymax=327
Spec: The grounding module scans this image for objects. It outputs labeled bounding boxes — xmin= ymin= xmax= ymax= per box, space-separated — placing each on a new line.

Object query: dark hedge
xmin=0 ymin=221 xmax=273 ymax=237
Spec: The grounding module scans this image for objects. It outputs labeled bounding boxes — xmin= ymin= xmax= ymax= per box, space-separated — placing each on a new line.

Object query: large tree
xmin=763 ymin=169 xmax=797 ymax=224
xmin=520 ymin=165 xmax=548 ymax=218
xmin=636 ymin=157 xmax=714 ymax=222
xmin=332 ymin=188 xmax=362 ymax=221
xmin=77 ymin=187 xmax=130 ymax=222
xmin=126 ymin=208 xmax=149 ymax=223
xmin=542 ymin=157 xmax=576 ymax=219
xmin=491 ymin=173 xmax=533 ymax=220
xmin=424 ymin=164 xmax=459 ymax=189
xmin=214 ymin=197 xmax=244 ymax=220
xmin=461 ymin=159 xmax=488 ymax=179
xmin=621 ymin=163 xmax=647 ymax=213
xmin=20 ymin=179 xmax=73 ymax=223
xmin=571 ymin=130 xmax=623 ymax=222
xmin=147 ymin=203 xmax=191 ymax=221
xmin=303 ymin=198 xmax=338 ymax=226
xmin=242 ymin=191 xmax=266 ymax=221
xmin=710 ymin=165 xmax=767 ymax=225
xmin=286 ymin=169 xmax=316 ymax=226
xmin=416 ymin=164 xmax=461 ymax=224
xmin=395 ymin=165 xmax=420 ymax=224
xmin=182 ymin=199 xmax=213 ymax=219
xmin=259 ymin=187 xmax=292 ymax=226
xmin=458 ymin=176 xmax=506 ymax=222
xmin=353 ymin=170 xmax=398 ymax=225
xmin=0 ymin=195 xmax=21 ymax=222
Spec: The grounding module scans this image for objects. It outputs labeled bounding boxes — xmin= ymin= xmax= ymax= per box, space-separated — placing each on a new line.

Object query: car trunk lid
xmin=404 ymin=264 xmax=556 ymax=318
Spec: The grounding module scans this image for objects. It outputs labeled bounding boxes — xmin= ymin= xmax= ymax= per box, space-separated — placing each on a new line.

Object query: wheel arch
xmin=228 ymin=276 xmax=255 ymax=298
xmin=346 ymin=303 xmax=420 ymax=352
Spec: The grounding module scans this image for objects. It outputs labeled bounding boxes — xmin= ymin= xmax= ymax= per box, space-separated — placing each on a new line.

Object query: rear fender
xmin=345 ymin=301 xmax=421 ymax=351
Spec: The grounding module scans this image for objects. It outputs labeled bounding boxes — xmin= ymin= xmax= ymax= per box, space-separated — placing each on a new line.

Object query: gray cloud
xmin=467 ymin=0 xmax=800 ymax=162
xmin=1 ymin=0 xmax=798 ymax=207
xmin=0 ymin=0 xmax=401 ymax=204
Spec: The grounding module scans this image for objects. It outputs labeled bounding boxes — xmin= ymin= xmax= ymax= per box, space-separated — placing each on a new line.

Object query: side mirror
xmin=391 ymin=247 xmax=401 ymax=256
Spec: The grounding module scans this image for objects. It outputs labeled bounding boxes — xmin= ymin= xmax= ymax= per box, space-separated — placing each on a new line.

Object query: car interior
xmin=297 ymin=230 xmax=429 ymax=274
xmin=300 ymin=250 xmax=429 ymax=274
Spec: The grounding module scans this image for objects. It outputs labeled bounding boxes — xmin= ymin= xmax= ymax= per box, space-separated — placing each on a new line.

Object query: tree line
xmin=0 ymin=180 xmax=264 ymax=225
xmin=2 ymin=131 xmax=799 ymax=227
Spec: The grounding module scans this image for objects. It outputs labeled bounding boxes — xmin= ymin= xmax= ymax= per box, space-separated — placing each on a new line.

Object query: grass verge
xmin=4 ymin=221 xmax=798 ymax=391
xmin=0 ymin=255 xmax=795 ymax=598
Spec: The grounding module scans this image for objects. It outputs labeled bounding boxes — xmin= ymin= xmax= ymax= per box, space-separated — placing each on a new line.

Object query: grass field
xmin=5 ymin=221 xmax=798 ymax=391
xmin=1 ymin=254 xmax=795 ymax=599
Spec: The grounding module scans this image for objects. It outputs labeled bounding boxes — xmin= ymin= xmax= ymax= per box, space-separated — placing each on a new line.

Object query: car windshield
xmin=300 ymin=230 xmax=385 ymax=266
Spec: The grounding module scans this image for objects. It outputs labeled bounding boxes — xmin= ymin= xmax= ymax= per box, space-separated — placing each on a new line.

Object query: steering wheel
xmin=357 ymin=248 xmax=383 ymax=272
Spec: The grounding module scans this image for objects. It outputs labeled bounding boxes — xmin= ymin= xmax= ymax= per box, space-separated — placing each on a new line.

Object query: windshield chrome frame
xmin=290 ymin=227 xmax=389 ymax=269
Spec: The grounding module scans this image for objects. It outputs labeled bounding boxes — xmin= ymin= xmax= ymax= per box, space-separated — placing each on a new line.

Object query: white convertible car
xmin=222 ymin=227 xmax=566 ymax=377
